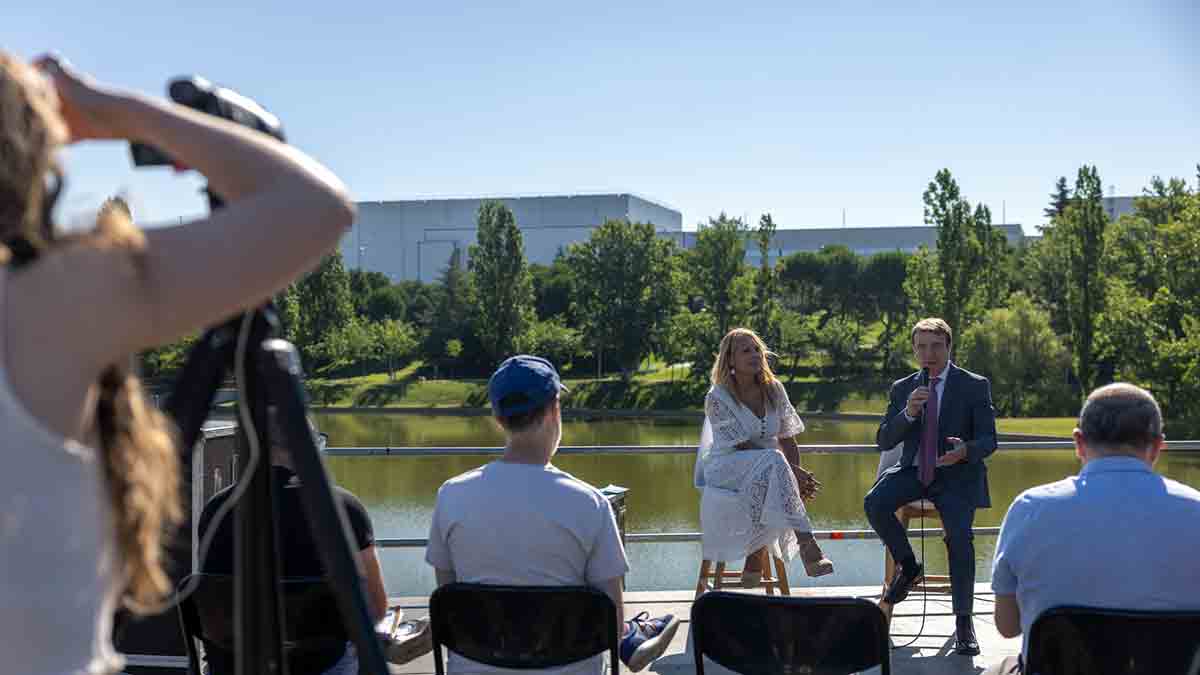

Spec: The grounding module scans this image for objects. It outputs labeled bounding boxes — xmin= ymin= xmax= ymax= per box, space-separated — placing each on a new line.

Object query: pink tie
xmin=919 ymin=376 xmax=940 ymax=486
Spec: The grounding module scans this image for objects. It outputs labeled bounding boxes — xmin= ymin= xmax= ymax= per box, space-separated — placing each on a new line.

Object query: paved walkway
xmin=387 ymin=584 xmax=1019 ymax=674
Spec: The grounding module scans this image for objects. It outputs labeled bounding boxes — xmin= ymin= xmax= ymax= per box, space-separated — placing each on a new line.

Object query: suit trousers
xmin=864 ymin=465 xmax=977 ymax=615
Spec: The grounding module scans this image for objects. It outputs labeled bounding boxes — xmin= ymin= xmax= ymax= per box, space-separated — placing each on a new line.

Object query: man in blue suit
xmin=866 ymin=318 xmax=997 ymax=655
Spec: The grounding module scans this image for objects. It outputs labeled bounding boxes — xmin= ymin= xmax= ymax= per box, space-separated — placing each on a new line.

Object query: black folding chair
xmin=429 ymin=583 xmax=620 ymax=675
xmin=176 ymin=573 xmax=349 ymax=675
xmin=691 ymin=591 xmax=890 ymax=675
xmin=1026 ymin=605 xmax=1200 ymax=675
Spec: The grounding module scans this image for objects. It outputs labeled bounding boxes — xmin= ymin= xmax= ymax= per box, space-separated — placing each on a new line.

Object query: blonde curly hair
xmin=0 ymin=52 xmax=182 ymax=613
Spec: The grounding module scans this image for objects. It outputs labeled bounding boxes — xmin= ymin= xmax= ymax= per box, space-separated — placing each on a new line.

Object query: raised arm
xmin=20 ymin=57 xmax=354 ymax=374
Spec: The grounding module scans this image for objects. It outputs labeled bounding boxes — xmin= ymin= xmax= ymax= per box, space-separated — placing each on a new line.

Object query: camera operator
xmin=0 ymin=52 xmax=353 ymax=675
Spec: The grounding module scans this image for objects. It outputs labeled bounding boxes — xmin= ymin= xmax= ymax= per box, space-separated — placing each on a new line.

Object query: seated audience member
xmin=426 ymin=355 xmax=680 ymax=673
xmin=986 ymin=383 xmax=1200 ymax=674
xmin=197 ymin=412 xmax=389 ymax=675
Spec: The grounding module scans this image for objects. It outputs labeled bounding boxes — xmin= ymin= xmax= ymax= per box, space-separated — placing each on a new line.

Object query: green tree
xmin=1043 ymin=176 xmax=1071 ymax=220
xmin=777 ymin=250 xmax=824 ymax=313
xmin=396 ymin=280 xmax=438 ymax=330
xmin=348 ymin=269 xmax=392 ymax=317
xmin=469 ymin=201 xmax=534 ymax=365
xmin=316 ymin=317 xmax=376 ymax=376
xmin=1134 ymin=176 xmax=1190 ymax=226
xmin=959 ymin=293 xmax=1073 ymax=417
xmin=776 ymin=310 xmax=815 ymax=380
xmin=666 ymin=308 xmax=720 ymax=382
xmin=689 ymin=213 xmax=751 ymax=338
xmin=751 ymin=214 xmax=781 ymax=345
xmin=861 ymin=251 xmax=911 ymax=371
xmin=423 ymin=246 xmax=477 ymax=370
xmin=529 ymin=256 xmax=575 ymax=321
xmin=517 ymin=319 xmax=589 ymax=372
xmin=294 ymin=251 xmax=356 ymax=364
xmin=373 ymin=319 xmax=417 ymax=380
xmin=815 ymin=245 xmax=863 ymax=325
xmin=924 ymin=169 xmax=979 ymax=331
xmin=567 ymin=219 xmax=680 ymax=379
xmin=902 ymin=245 xmax=943 ymax=320
xmin=1060 ymin=165 xmax=1108 ymax=392
xmin=363 ymin=285 xmax=407 ymax=323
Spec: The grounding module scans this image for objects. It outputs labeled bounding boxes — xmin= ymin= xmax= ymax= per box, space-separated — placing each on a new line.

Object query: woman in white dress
xmin=695 ymin=328 xmax=834 ymax=583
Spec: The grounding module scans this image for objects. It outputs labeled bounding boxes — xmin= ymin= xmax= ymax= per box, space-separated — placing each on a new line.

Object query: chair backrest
xmin=1026 ymin=605 xmax=1200 ymax=675
xmin=176 ymin=573 xmax=348 ymax=675
xmin=691 ymin=591 xmax=889 ymax=675
xmin=429 ymin=583 xmax=619 ymax=675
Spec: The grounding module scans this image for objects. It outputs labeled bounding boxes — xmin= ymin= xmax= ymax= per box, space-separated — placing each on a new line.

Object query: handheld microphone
xmin=919 ymin=367 xmax=930 ymax=416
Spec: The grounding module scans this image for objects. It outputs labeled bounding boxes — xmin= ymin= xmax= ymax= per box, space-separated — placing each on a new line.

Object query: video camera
xmin=130 ymin=76 xmax=285 ymax=168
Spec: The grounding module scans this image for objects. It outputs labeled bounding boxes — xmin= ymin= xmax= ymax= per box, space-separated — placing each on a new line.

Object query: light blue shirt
xmin=991 ymin=456 xmax=1200 ymax=654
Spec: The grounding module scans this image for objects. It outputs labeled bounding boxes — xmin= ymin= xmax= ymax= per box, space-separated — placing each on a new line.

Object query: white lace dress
xmin=695 ymin=380 xmax=812 ymax=562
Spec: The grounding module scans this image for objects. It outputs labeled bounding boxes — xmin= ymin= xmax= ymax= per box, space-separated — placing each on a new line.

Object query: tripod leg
xmin=257 ymin=338 xmax=390 ymax=675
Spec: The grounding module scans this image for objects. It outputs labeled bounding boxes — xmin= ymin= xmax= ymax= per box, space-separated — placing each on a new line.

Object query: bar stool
xmin=695 ymin=549 xmax=791 ymax=599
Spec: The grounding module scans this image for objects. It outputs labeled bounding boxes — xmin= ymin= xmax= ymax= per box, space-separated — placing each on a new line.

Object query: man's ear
xmin=1073 ymin=429 xmax=1087 ymax=462
xmin=1147 ymin=434 xmax=1166 ymax=467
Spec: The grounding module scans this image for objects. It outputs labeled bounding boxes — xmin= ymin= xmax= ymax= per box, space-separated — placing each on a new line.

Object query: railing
xmin=326 ymin=440 xmax=1200 ymax=456
xmin=343 ymin=440 xmax=1200 ymax=549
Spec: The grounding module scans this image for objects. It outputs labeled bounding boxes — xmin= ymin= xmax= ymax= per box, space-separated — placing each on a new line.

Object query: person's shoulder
xmin=543 ymin=465 xmax=609 ymax=508
xmin=434 ymin=465 xmax=488 ymax=496
xmin=334 ymin=485 xmax=369 ymax=513
xmin=1013 ymin=477 xmax=1079 ymax=508
xmin=1161 ymin=475 xmax=1200 ymax=504
xmin=891 ymin=372 xmax=919 ymax=389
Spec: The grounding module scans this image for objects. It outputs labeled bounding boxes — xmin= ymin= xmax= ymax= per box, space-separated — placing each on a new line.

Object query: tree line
xmin=143 ymin=165 xmax=1200 ymax=428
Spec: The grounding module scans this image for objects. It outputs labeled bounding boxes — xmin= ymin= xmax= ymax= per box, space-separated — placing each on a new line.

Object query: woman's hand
xmin=34 ymin=54 xmax=131 ymax=142
xmin=792 ymin=465 xmax=822 ymax=500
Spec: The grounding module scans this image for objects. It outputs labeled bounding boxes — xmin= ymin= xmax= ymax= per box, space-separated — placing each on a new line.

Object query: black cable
xmin=890 ymin=507 xmax=929 ymax=651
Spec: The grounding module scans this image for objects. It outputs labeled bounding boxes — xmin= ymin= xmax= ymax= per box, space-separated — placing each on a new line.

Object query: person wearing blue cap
xmin=425 ymin=355 xmax=680 ymax=673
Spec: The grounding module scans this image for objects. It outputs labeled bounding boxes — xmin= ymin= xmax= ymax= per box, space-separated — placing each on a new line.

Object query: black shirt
xmin=196 ymin=466 xmax=375 ymax=576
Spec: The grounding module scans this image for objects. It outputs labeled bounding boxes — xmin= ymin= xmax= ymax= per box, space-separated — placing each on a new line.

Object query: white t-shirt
xmin=426 ymin=460 xmax=630 ymax=675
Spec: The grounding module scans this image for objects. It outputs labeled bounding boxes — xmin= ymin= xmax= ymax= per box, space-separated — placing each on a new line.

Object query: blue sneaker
xmin=619 ymin=611 xmax=680 ymax=672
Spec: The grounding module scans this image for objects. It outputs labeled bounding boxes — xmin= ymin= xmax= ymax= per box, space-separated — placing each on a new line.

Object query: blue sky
xmin=9 ymin=0 xmax=1198 ymax=233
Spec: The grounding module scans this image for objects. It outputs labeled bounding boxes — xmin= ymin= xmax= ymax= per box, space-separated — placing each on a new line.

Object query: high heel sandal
xmin=740 ymin=548 xmax=767 ymax=587
xmin=798 ymin=533 xmax=834 ymax=577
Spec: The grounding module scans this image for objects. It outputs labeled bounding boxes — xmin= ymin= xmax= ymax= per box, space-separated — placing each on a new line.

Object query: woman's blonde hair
xmin=0 ymin=53 xmax=182 ymax=613
xmin=710 ymin=327 xmax=780 ymax=405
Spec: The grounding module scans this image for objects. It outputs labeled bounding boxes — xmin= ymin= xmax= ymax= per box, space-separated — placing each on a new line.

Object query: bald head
xmin=1076 ymin=383 xmax=1164 ymax=458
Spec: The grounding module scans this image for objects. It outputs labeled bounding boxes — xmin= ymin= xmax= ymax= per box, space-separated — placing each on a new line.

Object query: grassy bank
xmin=302 ymin=362 xmax=1077 ymax=437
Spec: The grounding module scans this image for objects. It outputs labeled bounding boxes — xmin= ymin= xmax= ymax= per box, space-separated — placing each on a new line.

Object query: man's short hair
xmin=1079 ymin=383 xmax=1163 ymax=453
xmin=911 ymin=317 xmax=953 ymax=349
xmin=495 ymin=395 xmax=556 ymax=433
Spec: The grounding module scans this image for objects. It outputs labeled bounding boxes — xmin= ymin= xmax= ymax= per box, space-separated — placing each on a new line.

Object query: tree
xmin=902 ymin=245 xmax=943 ymax=320
xmin=751 ymin=214 xmax=781 ymax=345
xmin=517 ymin=319 xmax=589 ymax=372
xmin=815 ymin=245 xmax=862 ymax=325
xmin=776 ymin=310 xmax=814 ymax=380
xmin=777 ymin=250 xmax=825 ymax=313
xmin=348 ymin=269 xmax=392 ymax=317
xmin=959 ymin=293 xmax=1072 ymax=417
xmin=1044 ymin=176 xmax=1071 ymax=220
xmin=423 ymin=246 xmax=477 ymax=370
xmin=689 ymin=213 xmax=751 ymax=338
xmin=529 ymin=257 xmax=575 ymax=321
xmin=666 ymin=308 xmax=719 ymax=381
xmin=363 ymin=285 xmax=407 ymax=323
xmin=861 ymin=251 xmax=910 ymax=371
xmin=396 ymin=280 xmax=438 ymax=330
xmin=373 ymin=319 xmax=417 ymax=380
xmin=924 ymin=169 xmax=979 ymax=331
xmin=974 ymin=204 xmax=1010 ymax=310
xmin=1060 ymin=165 xmax=1108 ymax=392
xmin=469 ymin=201 xmax=534 ymax=365
xmin=316 ymin=317 xmax=376 ymax=376
xmin=294 ymin=251 xmax=356 ymax=364
xmin=1134 ymin=176 xmax=1190 ymax=226
xmin=566 ymin=219 xmax=680 ymax=379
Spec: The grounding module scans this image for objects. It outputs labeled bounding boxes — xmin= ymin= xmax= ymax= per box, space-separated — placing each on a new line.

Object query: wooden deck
xmin=386 ymin=583 xmax=1020 ymax=675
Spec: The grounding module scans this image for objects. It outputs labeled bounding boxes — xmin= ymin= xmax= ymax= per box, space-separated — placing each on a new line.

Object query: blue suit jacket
xmin=875 ymin=362 xmax=998 ymax=508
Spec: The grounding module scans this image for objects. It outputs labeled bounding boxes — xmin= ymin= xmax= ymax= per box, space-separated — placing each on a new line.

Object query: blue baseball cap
xmin=488 ymin=355 xmax=568 ymax=417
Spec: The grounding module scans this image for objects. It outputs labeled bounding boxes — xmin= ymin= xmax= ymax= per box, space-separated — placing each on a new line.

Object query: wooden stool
xmin=696 ymin=548 xmax=790 ymax=599
xmin=879 ymin=499 xmax=951 ymax=624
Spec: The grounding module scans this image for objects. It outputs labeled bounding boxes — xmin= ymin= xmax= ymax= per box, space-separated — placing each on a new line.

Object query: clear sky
xmin=9 ymin=0 xmax=1198 ymax=233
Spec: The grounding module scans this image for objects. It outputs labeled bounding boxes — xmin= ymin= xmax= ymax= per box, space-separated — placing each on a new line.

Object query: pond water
xmin=311 ymin=413 xmax=1200 ymax=596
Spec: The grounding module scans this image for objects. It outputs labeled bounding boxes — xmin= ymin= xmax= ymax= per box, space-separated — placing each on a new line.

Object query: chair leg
xmin=696 ymin=559 xmax=712 ymax=599
xmin=713 ymin=562 xmax=726 ymax=589
xmin=773 ymin=555 xmax=791 ymax=596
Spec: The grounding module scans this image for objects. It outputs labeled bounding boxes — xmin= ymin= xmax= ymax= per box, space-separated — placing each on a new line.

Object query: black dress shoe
xmin=883 ymin=561 xmax=923 ymax=604
xmin=955 ymin=616 xmax=980 ymax=656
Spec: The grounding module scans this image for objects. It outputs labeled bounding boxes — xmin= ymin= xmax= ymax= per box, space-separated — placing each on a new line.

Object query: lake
xmin=312 ymin=413 xmax=1200 ymax=597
